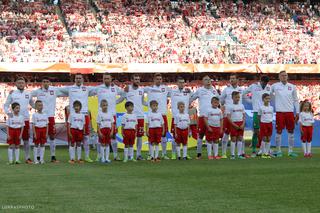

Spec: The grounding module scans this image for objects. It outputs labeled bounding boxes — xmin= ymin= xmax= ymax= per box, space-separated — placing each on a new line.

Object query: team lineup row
xmin=3 ymin=71 xmax=314 ymax=164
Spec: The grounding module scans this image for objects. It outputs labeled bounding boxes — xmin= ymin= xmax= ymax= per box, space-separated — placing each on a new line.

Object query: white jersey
xmin=4 ymin=89 xmax=33 ymax=121
xmin=221 ymin=85 xmax=244 ymax=106
xmin=94 ymin=84 xmax=124 ymax=116
xmin=226 ymin=103 xmax=245 ymax=122
xmin=170 ymin=88 xmax=192 ymax=115
xmin=205 ymin=108 xmax=223 ymax=127
xmin=258 ymin=105 xmax=274 ymax=123
xmin=146 ymin=111 xmax=164 ymax=128
xmin=125 ymin=85 xmax=145 ymax=118
xmin=121 ymin=113 xmax=137 ymax=129
xmin=31 ymin=86 xmax=62 ymax=117
xmin=68 ymin=113 xmax=85 ymax=130
xmin=145 ymin=85 xmax=171 ymax=115
xmin=6 ymin=114 xmax=25 ymax=128
xmin=299 ymin=112 xmax=314 ymax=126
xmin=96 ymin=111 xmax=114 ymax=128
xmin=271 ymin=82 xmax=299 ymax=113
xmin=32 ymin=112 xmax=48 ymax=128
xmin=174 ymin=113 xmax=190 ymax=130
xmin=59 ymin=84 xmax=95 ymax=115
xmin=244 ymin=83 xmax=272 ymax=112
xmin=191 ymin=86 xmax=219 ymax=116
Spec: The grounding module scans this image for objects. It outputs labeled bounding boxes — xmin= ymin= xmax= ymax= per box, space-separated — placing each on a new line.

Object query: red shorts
xmin=175 ymin=128 xmax=188 ymax=145
xmin=84 ymin=115 xmax=90 ymax=135
xmin=230 ymin=121 xmax=244 ymax=137
xmin=162 ymin=115 xmax=168 ymax=136
xmin=70 ymin=128 xmax=84 ymax=144
xmin=190 ymin=124 xmax=198 ymax=140
xmin=22 ymin=121 xmax=30 ymax=141
xmin=170 ymin=118 xmax=175 ymax=137
xmin=33 ymin=127 xmax=47 ymax=145
xmin=260 ymin=122 xmax=273 ymax=138
xmin=223 ymin=117 xmax=231 ymax=134
xmin=7 ymin=127 xmax=22 ymax=145
xmin=123 ymin=129 xmax=136 ymax=146
xmin=48 ymin=117 xmax=56 ymax=138
xmin=136 ymin=119 xmax=144 ymax=137
xmin=276 ymin=112 xmax=295 ymax=132
xmin=198 ymin=116 xmax=207 ymax=136
xmin=205 ymin=126 xmax=222 ymax=142
xmin=301 ymin=126 xmax=313 ymax=142
xmin=112 ymin=115 xmax=118 ymax=135
xmin=99 ymin=127 xmax=112 ymax=145
xmin=149 ymin=127 xmax=162 ymax=144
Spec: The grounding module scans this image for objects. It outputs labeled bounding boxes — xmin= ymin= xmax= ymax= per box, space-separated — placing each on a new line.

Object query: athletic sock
xmin=307 ymin=142 xmax=312 ymax=154
xmin=83 ymin=136 xmax=90 ymax=159
xmin=40 ymin=147 xmax=45 ymax=162
xmin=111 ymin=139 xmax=118 ymax=159
xmin=33 ymin=146 xmax=38 ymax=162
xmin=8 ymin=148 xmax=13 ymax=162
xmin=77 ymin=146 xmax=82 ymax=160
xmin=49 ymin=139 xmax=56 ymax=157
xmin=206 ymin=142 xmax=212 ymax=157
xmin=100 ymin=146 xmax=106 ymax=162
xmin=105 ymin=145 xmax=110 ymax=161
xmin=155 ymin=145 xmax=159 ymax=159
xmin=213 ymin=143 xmax=219 ymax=157
xmin=176 ymin=145 xmax=181 ymax=158
xmin=171 ymin=139 xmax=176 ymax=155
xmin=231 ymin=142 xmax=236 ymax=156
xmin=161 ymin=137 xmax=167 ymax=156
xmin=265 ymin=142 xmax=271 ymax=154
xmin=150 ymin=145 xmax=154 ymax=158
xmin=252 ymin=133 xmax=258 ymax=153
xmin=183 ymin=145 xmax=187 ymax=158
xmin=288 ymin=133 xmax=294 ymax=153
xmin=136 ymin=137 xmax=142 ymax=157
xmin=69 ymin=146 xmax=75 ymax=160
xmin=237 ymin=141 xmax=242 ymax=156
xmin=241 ymin=140 xmax=245 ymax=155
xmin=24 ymin=140 xmax=30 ymax=160
xmin=124 ymin=148 xmax=128 ymax=160
xmin=276 ymin=133 xmax=282 ymax=152
xmin=197 ymin=138 xmax=202 ymax=154
xmin=221 ymin=133 xmax=229 ymax=155
xmin=261 ymin=141 xmax=266 ymax=154
xmin=15 ymin=148 xmax=20 ymax=162
xmin=96 ymin=143 xmax=101 ymax=159
xmin=302 ymin=142 xmax=307 ymax=154
xmin=129 ymin=147 xmax=134 ymax=160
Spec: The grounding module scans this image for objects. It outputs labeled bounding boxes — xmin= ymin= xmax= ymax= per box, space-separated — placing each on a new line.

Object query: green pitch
xmin=0 ymin=147 xmax=319 ymax=212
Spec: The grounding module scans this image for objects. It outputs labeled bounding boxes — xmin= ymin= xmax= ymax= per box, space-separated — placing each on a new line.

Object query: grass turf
xmin=0 ymin=147 xmax=319 ymax=213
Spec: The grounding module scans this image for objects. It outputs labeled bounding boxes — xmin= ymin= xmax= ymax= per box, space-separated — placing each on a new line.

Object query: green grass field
xmin=0 ymin=147 xmax=319 ymax=213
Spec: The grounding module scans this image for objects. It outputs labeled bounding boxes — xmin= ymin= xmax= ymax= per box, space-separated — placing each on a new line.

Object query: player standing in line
xmin=227 ymin=91 xmax=246 ymax=160
xmin=146 ymin=100 xmax=165 ymax=162
xmin=31 ymin=77 xmax=63 ymax=162
xmin=121 ymin=101 xmax=138 ymax=162
xmin=96 ymin=100 xmax=114 ymax=163
xmin=144 ymin=73 xmax=171 ymax=160
xmin=4 ymin=77 xmax=34 ymax=164
xmin=299 ymin=101 xmax=314 ymax=158
xmin=93 ymin=73 xmax=125 ymax=161
xmin=271 ymin=70 xmax=300 ymax=157
xmin=220 ymin=74 xmax=247 ymax=159
xmin=243 ymin=75 xmax=271 ymax=157
xmin=123 ymin=74 xmax=146 ymax=160
xmin=188 ymin=103 xmax=198 ymax=140
xmin=6 ymin=103 xmax=24 ymax=164
xmin=258 ymin=93 xmax=274 ymax=159
xmin=174 ymin=102 xmax=190 ymax=160
xmin=170 ymin=77 xmax=192 ymax=160
xmin=59 ymin=74 xmax=96 ymax=163
xmin=204 ymin=97 xmax=223 ymax=160
xmin=190 ymin=75 xmax=219 ymax=159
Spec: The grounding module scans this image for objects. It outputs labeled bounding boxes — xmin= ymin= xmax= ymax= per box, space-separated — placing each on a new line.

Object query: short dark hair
xmin=131 ymin=74 xmax=140 ymax=80
xmin=211 ymin=96 xmax=219 ymax=102
xmin=262 ymin=93 xmax=270 ymax=100
xmin=232 ymin=91 xmax=240 ymax=98
xmin=73 ymin=100 xmax=82 ymax=109
xmin=11 ymin=102 xmax=20 ymax=110
xmin=176 ymin=76 xmax=184 ymax=82
xmin=150 ymin=100 xmax=158 ymax=106
xmin=260 ymin=75 xmax=269 ymax=83
xmin=35 ymin=100 xmax=42 ymax=105
xmin=103 ymin=73 xmax=112 ymax=77
xmin=154 ymin=73 xmax=162 ymax=79
xmin=279 ymin=70 xmax=286 ymax=74
xmin=125 ymin=101 xmax=134 ymax=108
xmin=15 ymin=77 xmax=25 ymax=82
xmin=230 ymin=73 xmax=237 ymax=78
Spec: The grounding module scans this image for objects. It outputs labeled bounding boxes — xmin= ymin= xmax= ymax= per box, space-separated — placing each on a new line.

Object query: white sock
xmin=100 ymin=146 xmax=106 ymax=162
xmin=37 ymin=145 xmax=41 ymax=157
xmin=97 ymin=143 xmax=101 ymax=159
xmin=111 ymin=139 xmax=118 ymax=158
xmin=307 ymin=142 xmax=312 ymax=154
xmin=231 ymin=142 xmax=236 ymax=156
xmin=155 ymin=145 xmax=159 ymax=159
xmin=171 ymin=139 xmax=176 ymax=154
xmin=40 ymin=147 xmax=45 ymax=162
xmin=83 ymin=136 xmax=90 ymax=159
xmin=241 ymin=140 xmax=245 ymax=154
xmin=150 ymin=145 xmax=154 ymax=158
xmin=197 ymin=138 xmax=202 ymax=154
xmin=24 ymin=140 xmax=30 ymax=160
xmin=207 ymin=142 xmax=212 ymax=157
xmin=34 ymin=146 xmax=38 ymax=162
xmin=49 ymin=139 xmax=56 ymax=157
xmin=8 ymin=148 xmax=13 ymax=162
xmin=265 ymin=142 xmax=271 ymax=154
xmin=105 ymin=145 xmax=110 ymax=161
xmin=176 ymin=145 xmax=181 ymax=158
xmin=69 ymin=146 xmax=75 ymax=160
xmin=183 ymin=145 xmax=187 ymax=158
xmin=161 ymin=137 xmax=167 ymax=156
xmin=77 ymin=146 xmax=82 ymax=160
xmin=129 ymin=147 xmax=134 ymax=160
xmin=124 ymin=148 xmax=128 ymax=160
xmin=136 ymin=137 xmax=142 ymax=157
xmin=302 ymin=142 xmax=307 ymax=154
xmin=237 ymin=141 xmax=242 ymax=156
xmin=15 ymin=148 xmax=20 ymax=162
xmin=288 ymin=133 xmax=294 ymax=153
xmin=276 ymin=133 xmax=282 ymax=152
xmin=213 ymin=143 xmax=218 ymax=157
xmin=261 ymin=141 xmax=266 ymax=154
xmin=221 ymin=133 xmax=229 ymax=155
